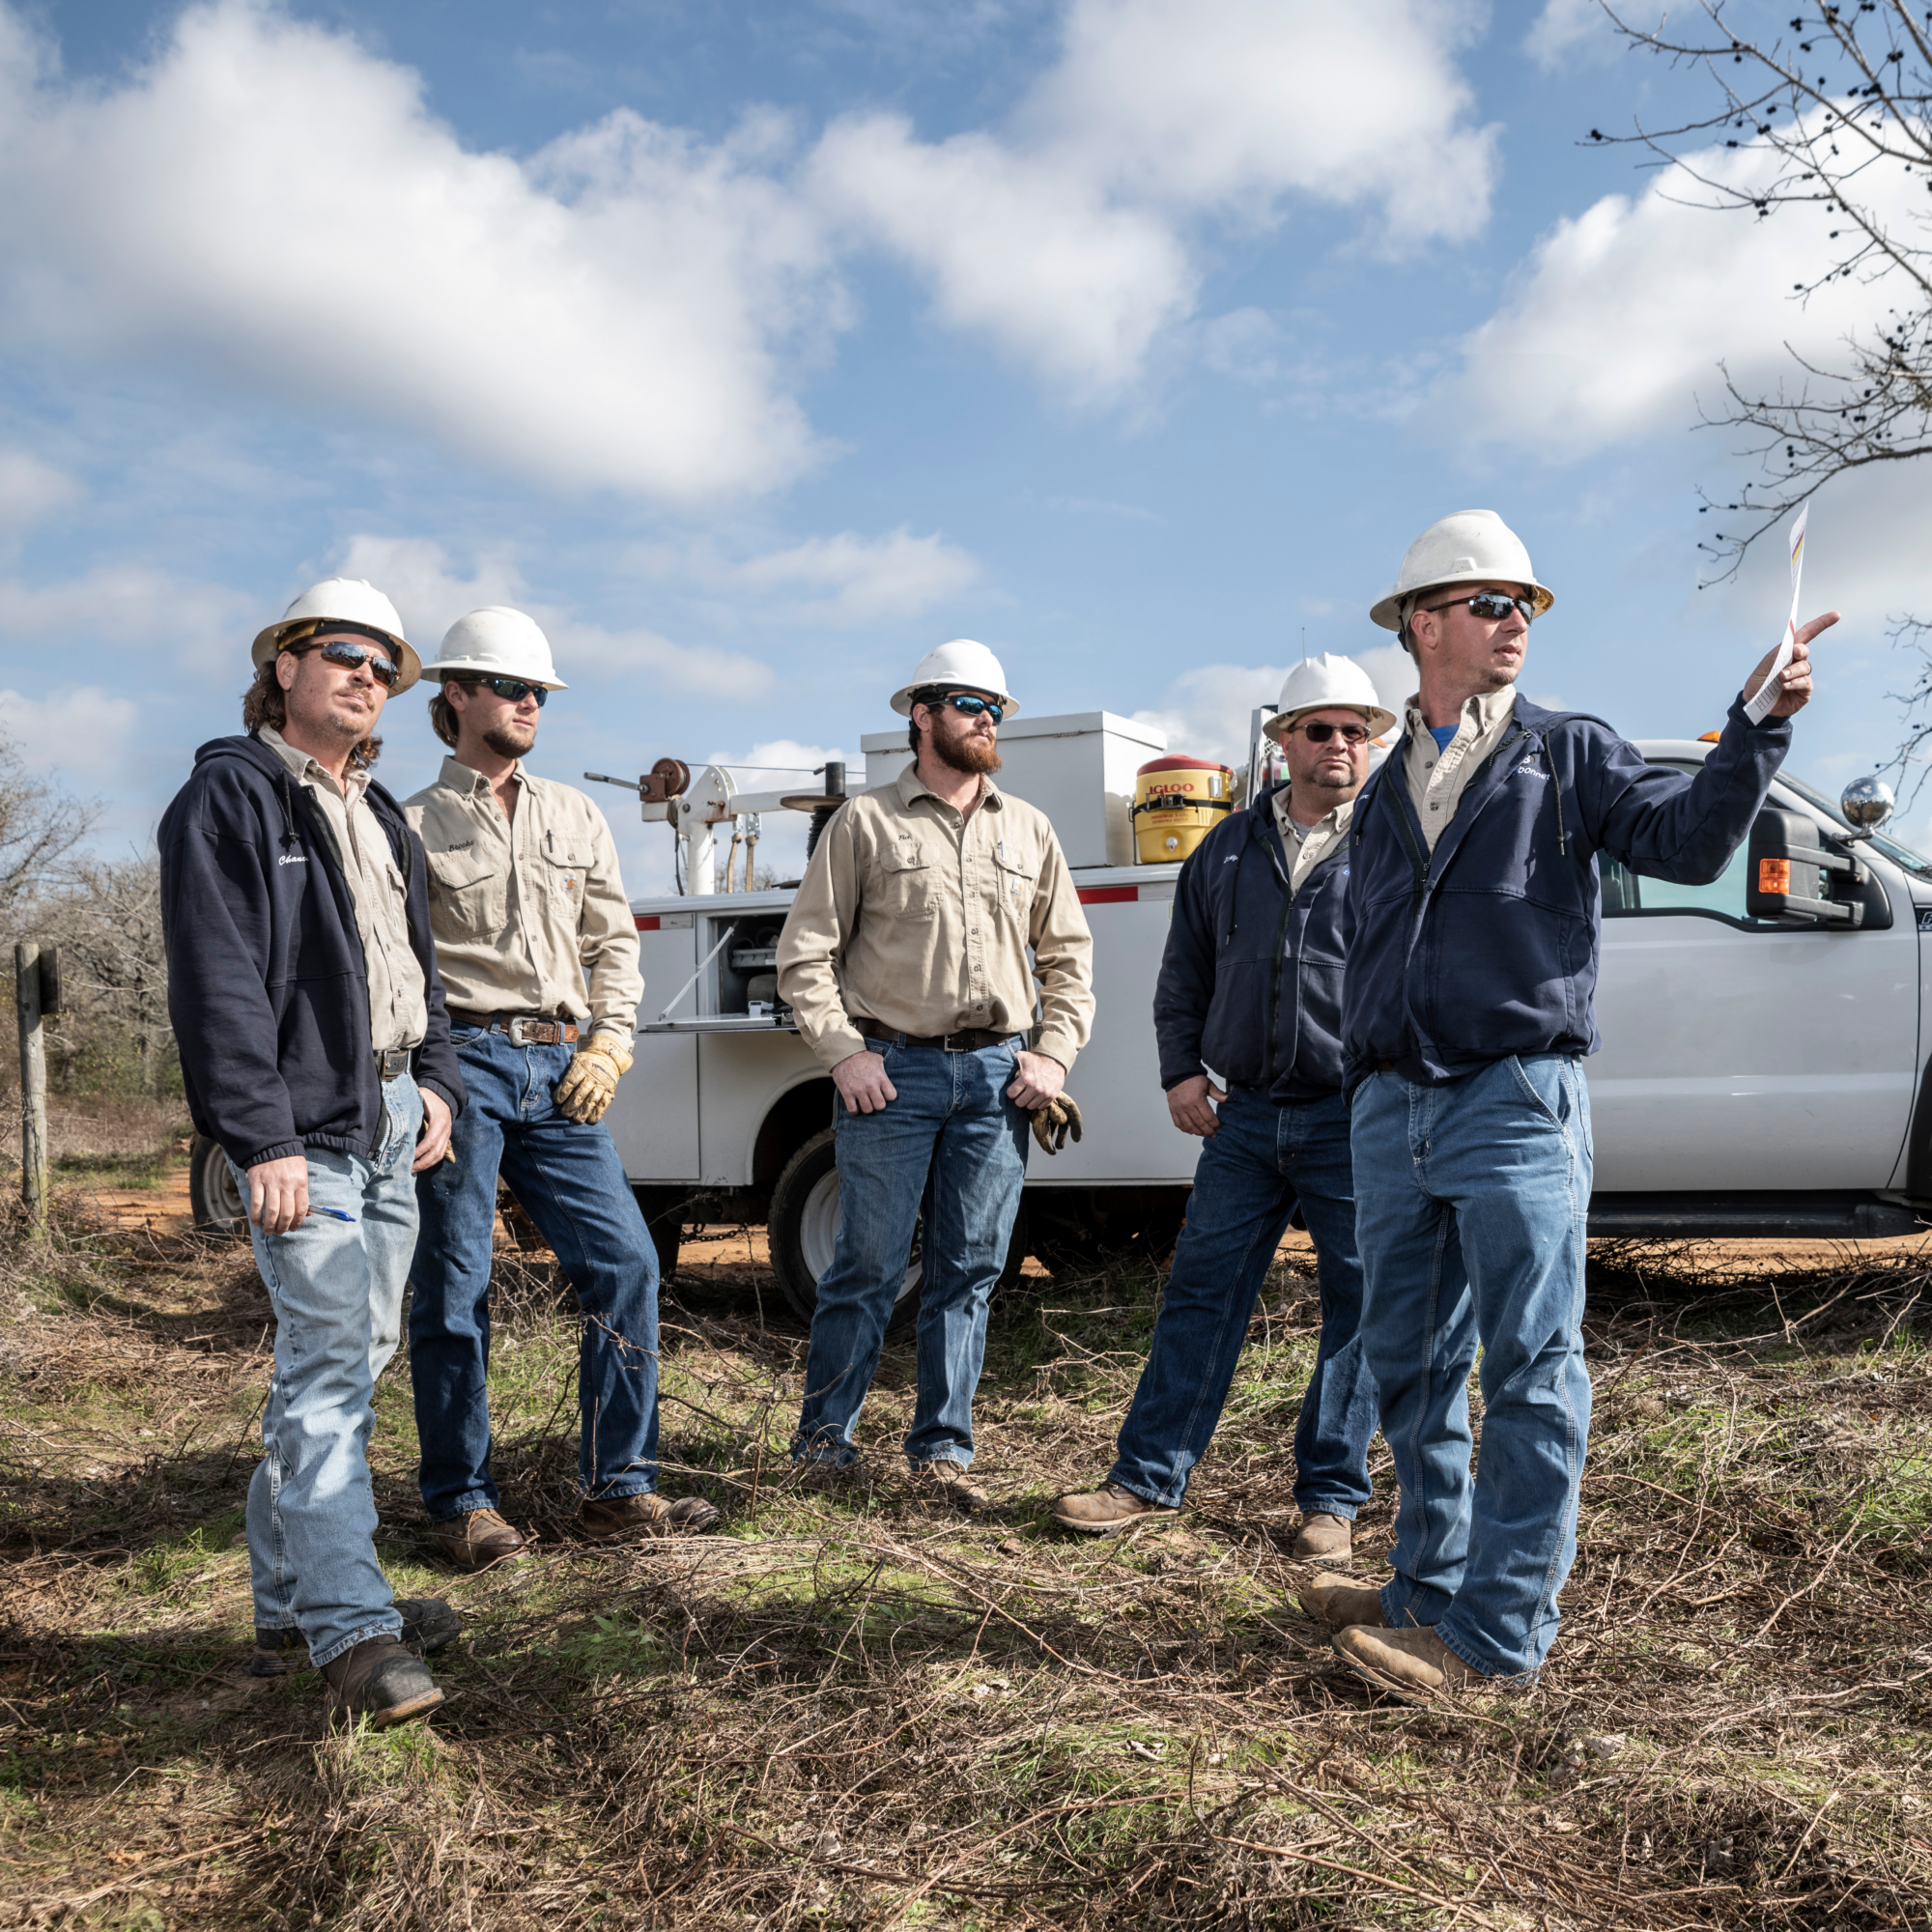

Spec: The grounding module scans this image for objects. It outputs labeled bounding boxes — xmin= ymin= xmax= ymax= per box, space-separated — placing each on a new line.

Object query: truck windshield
xmin=1774 ymin=772 xmax=1932 ymax=879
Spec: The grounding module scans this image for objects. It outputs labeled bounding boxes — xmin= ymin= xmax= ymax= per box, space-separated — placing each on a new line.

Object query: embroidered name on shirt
xmin=277 ymin=851 xmax=308 ymax=866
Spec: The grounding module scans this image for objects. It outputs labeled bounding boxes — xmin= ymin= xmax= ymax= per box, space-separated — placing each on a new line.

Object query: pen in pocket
xmin=308 ymin=1208 xmax=358 ymax=1224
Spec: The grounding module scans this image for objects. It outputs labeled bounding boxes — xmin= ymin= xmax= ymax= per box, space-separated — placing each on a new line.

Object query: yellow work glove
xmin=1029 ymin=1094 xmax=1084 ymax=1156
xmin=553 ymin=1038 xmax=634 ymax=1124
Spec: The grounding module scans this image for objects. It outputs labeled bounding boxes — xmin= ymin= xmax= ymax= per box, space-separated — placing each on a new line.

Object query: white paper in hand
xmin=1745 ymin=504 xmax=1809 ymax=725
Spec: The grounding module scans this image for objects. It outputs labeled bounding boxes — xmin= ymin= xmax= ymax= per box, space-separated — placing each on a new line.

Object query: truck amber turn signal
xmin=1758 ymin=857 xmax=1792 ymax=895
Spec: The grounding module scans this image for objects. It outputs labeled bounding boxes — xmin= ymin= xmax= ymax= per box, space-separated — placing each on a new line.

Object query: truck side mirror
xmin=1746 ymin=808 xmax=1861 ymax=927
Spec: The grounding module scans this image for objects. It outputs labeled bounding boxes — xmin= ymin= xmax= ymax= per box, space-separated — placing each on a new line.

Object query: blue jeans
xmin=236 ymin=1072 xmax=421 ymax=1668
xmin=410 ymin=1025 xmax=661 ymax=1518
xmin=1111 ymin=1085 xmax=1377 ymax=1513
xmin=1350 ymin=1054 xmax=1593 ymax=1679
xmin=791 ymin=1036 xmax=1029 ymax=1467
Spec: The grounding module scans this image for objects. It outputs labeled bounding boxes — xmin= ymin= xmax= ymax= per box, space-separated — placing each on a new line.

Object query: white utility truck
xmin=584 ymin=710 xmax=1932 ymax=1329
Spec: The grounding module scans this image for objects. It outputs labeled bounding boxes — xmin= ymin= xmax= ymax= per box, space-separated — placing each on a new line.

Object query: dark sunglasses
xmin=297 ymin=638 xmax=401 ymax=688
xmin=936 ymin=692 xmax=1004 ymax=724
xmin=1292 ymin=720 xmax=1371 ymax=746
xmin=463 ymin=676 xmax=549 ymax=706
xmin=1423 ymin=590 xmax=1539 ymax=624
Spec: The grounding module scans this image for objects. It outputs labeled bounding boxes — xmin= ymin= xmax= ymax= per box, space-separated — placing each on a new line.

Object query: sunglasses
xmin=298 ymin=638 xmax=401 ymax=688
xmin=1292 ymin=720 xmax=1371 ymax=746
xmin=934 ymin=692 xmax=1004 ymax=724
xmin=464 ymin=676 xmax=549 ymax=707
xmin=1423 ymin=591 xmax=1539 ymax=624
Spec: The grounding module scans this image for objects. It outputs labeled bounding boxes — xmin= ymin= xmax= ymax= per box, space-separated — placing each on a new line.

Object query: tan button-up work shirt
xmin=258 ymin=726 xmax=426 ymax=1055
xmin=777 ymin=764 xmax=1096 ymax=1074
xmin=1271 ymin=789 xmax=1355 ymax=894
xmin=404 ymin=758 xmax=643 ymax=1042
xmin=1402 ymin=686 xmax=1519 ymax=852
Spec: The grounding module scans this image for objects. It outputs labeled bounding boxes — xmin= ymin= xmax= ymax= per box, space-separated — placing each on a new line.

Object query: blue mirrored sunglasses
xmin=467 ymin=676 xmax=548 ymax=706
xmin=936 ymin=691 xmax=1004 ymax=724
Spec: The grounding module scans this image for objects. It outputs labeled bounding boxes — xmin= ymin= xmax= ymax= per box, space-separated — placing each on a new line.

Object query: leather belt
xmin=376 ymin=1047 xmax=412 ymax=1081
xmin=1377 ymin=1059 xmax=1397 ymax=1072
xmin=451 ymin=1009 xmax=581 ymax=1046
xmin=854 ymin=1015 xmax=1018 ymax=1053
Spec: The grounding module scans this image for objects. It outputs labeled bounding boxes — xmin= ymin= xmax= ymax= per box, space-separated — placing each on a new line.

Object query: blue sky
xmin=2 ymin=0 xmax=1925 ymax=891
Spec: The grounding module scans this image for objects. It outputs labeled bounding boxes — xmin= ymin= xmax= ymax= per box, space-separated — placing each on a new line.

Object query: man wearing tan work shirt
xmin=778 ymin=639 xmax=1094 ymax=1505
xmin=406 ymin=608 xmax=718 ymax=1573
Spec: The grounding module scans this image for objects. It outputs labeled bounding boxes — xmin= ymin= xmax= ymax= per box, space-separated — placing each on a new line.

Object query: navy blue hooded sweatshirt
xmin=1343 ymin=694 xmax=1790 ymax=1089
xmin=158 ymin=732 xmax=465 ymax=1171
xmin=1154 ymin=781 xmax=1350 ymax=1102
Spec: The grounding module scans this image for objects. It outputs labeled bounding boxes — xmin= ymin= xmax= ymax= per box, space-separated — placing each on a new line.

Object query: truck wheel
xmin=633 ymin=1186 xmax=686 ymax=1283
xmin=770 ymin=1129 xmax=923 ymax=1334
xmin=187 ymin=1134 xmax=248 ymax=1236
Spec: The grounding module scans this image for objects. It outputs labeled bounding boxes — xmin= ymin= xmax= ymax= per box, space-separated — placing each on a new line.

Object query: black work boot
xmin=250 ymin=1599 xmax=463 ymax=1677
xmin=321 ymin=1635 xmax=443 ymax=1728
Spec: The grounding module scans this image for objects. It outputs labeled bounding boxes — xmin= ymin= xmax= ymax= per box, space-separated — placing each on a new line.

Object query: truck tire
xmin=633 ymin=1185 xmax=686 ymax=1283
xmin=767 ymin=1128 xmax=1030 ymax=1334
xmin=187 ymin=1133 xmax=248 ymax=1236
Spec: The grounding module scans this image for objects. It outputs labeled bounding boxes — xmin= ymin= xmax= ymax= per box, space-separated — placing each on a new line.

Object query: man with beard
xmin=777 ymin=640 xmax=1094 ymax=1503
xmin=404 ymin=608 xmax=719 ymax=1572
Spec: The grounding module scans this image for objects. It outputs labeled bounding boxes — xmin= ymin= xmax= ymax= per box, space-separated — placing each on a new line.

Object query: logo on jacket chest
xmin=277 ymin=850 xmax=308 ymax=866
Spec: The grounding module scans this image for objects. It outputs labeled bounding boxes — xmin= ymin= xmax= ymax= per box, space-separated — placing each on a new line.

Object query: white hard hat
xmin=1264 ymin=654 xmax=1397 ymax=743
xmin=419 ymin=607 xmax=567 ymax=691
xmin=251 ymin=578 xmax=420 ymax=693
xmin=889 ymin=639 xmax=1017 ymax=719
xmin=1369 ymin=510 xmax=1553 ymax=635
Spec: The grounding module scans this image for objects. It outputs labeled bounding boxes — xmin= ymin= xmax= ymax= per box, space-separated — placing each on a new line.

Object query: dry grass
xmin=1 ymin=1186 xmax=1930 ymax=1930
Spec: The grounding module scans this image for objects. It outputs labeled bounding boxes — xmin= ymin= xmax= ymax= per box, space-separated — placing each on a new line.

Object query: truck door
xmin=1590 ymin=771 xmax=1919 ymax=1192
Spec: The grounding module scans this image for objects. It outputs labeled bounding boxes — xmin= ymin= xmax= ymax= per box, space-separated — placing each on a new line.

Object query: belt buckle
xmin=941 ymin=1031 xmax=967 ymax=1052
xmin=507 ymin=1018 xmax=533 ymax=1047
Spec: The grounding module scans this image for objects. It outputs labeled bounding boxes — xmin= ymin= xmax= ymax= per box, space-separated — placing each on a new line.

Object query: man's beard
xmin=482 ymin=720 xmax=537 ymax=759
xmin=930 ymin=721 xmax=1002 ymax=776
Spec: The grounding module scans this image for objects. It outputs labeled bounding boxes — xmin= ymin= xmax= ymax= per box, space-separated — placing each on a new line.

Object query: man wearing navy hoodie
xmin=1053 ymin=654 xmax=1393 ymax=1552
xmin=1316 ymin=511 xmax=1833 ymax=1701
xmin=159 ymin=579 xmax=466 ymax=1729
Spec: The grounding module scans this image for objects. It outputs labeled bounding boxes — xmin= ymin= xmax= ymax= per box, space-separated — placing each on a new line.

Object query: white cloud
xmin=0 ymin=1 xmax=833 ymax=501
xmin=0 ymin=564 xmax=256 ymax=669
xmin=0 ymin=683 xmax=139 ymax=783
xmin=558 ymin=618 xmax=774 ymax=697
xmin=0 ymin=448 xmax=83 ymax=530
xmin=813 ymin=0 xmax=1499 ymax=398
xmin=1443 ymin=113 xmax=1910 ymax=458
xmin=1523 ymin=0 xmax=1609 ymax=71
xmin=728 ymin=527 xmax=981 ymax=624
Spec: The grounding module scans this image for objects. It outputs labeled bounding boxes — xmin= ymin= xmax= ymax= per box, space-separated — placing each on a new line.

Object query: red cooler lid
xmin=1138 ymin=754 xmax=1232 ymax=776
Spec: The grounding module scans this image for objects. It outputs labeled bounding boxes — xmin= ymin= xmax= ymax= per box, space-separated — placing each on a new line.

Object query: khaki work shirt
xmin=1271 ymin=789 xmax=1355 ymax=895
xmin=777 ymin=764 xmax=1096 ymax=1074
xmin=1402 ymin=686 xmax=1519 ymax=853
xmin=404 ymin=758 xmax=643 ymax=1042
xmin=258 ymin=726 xmax=426 ymax=1055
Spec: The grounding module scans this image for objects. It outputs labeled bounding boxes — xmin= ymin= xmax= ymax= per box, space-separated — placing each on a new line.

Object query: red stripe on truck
xmin=1078 ymin=887 xmax=1138 ymax=905
xmin=635 ymin=915 xmax=660 ymax=931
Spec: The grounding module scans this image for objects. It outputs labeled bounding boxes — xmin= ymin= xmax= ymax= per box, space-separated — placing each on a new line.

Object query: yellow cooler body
xmin=1133 ymin=756 xmax=1234 ymax=863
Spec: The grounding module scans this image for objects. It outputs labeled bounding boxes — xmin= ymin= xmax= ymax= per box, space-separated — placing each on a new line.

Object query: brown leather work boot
xmin=1299 ymin=1572 xmax=1387 ymax=1629
xmin=1333 ymin=1625 xmax=1479 ymax=1702
xmin=907 ymin=1460 xmax=990 ymax=1512
xmin=579 ymin=1492 xmax=721 ymax=1541
xmin=429 ymin=1508 xmax=526 ymax=1572
xmin=1050 ymin=1480 xmax=1178 ymax=1536
xmin=321 ymin=1635 xmax=443 ymax=1728
xmin=1291 ymin=1511 xmax=1353 ymax=1562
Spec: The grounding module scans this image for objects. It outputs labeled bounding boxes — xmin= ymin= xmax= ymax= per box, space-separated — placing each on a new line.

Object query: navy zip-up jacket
xmin=158 ymin=732 xmax=465 ymax=1171
xmin=1154 ymin=781 xmax=1351 ymax=1102
xmin=1343 ymin=693 xmax=1791 ymax=1089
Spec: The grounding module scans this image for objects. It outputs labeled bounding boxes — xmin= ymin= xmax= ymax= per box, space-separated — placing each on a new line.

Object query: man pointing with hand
xmin=777 ymin=640 xmax=1095 ymax=1504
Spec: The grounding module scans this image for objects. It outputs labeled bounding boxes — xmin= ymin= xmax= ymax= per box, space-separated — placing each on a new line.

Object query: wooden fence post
xmin=16 ymin=939 xmax=47 ymax=1235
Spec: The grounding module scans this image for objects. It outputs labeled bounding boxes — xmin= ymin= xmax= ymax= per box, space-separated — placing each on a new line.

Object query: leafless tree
xmin=0 ymin=732 xmax=92 ymax=916
xmin=1596 ymin=1 xmax=1932 ymax=775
